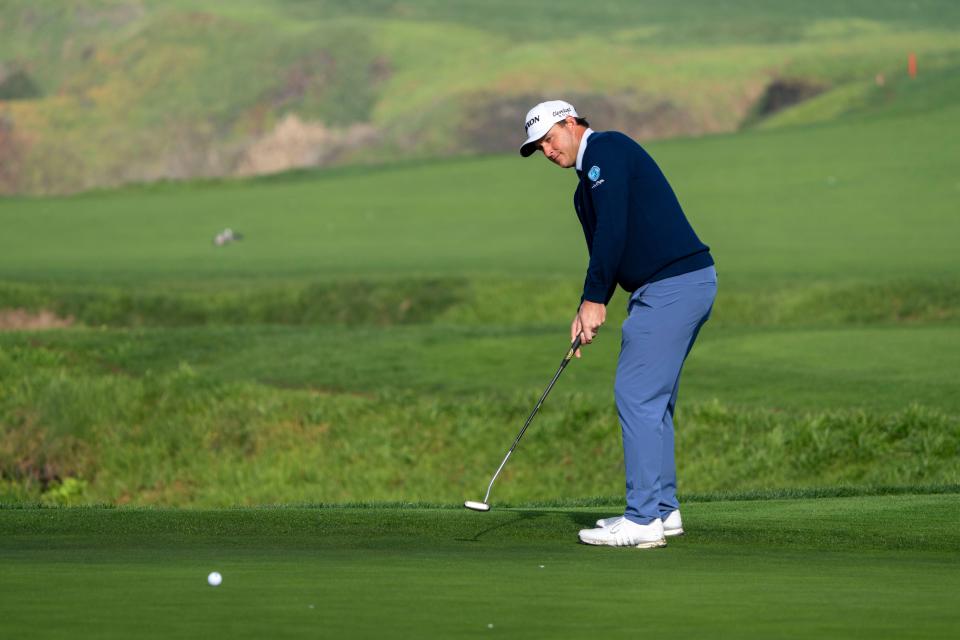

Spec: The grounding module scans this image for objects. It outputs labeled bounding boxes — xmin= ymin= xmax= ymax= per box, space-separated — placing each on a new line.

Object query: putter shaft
xmin=481 ymin=336 xmax=582 ymax=505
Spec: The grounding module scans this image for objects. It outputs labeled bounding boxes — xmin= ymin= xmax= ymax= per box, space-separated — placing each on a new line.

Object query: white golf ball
xmin=207 ymin=571 xmax=222 ymax=587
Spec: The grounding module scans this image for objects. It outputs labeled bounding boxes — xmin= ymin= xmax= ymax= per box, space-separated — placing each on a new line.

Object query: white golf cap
xmin=519 ymin=99 xmax=579 ymax=157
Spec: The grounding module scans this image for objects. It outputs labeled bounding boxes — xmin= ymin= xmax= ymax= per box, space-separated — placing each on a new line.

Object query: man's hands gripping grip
xmin=570 ymin=300 xmax=606 ymax=358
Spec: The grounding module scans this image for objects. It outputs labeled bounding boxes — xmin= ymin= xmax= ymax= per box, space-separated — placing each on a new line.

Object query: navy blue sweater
xmin=574 ymin=131 xmax=713 ymax=304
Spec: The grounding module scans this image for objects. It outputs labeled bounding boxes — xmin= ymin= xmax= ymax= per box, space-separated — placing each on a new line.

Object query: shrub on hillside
xmin=0 ymin=69 xmax=41 ymax=100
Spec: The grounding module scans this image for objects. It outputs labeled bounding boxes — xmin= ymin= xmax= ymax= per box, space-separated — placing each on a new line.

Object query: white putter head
xmin=464 ymin=500 xmax=491 ymax=512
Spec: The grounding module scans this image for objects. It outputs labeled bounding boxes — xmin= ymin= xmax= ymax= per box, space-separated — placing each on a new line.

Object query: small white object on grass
xmin=207 ymin=571 xmax=222 ymax=587
xmin=212 ymin=228 xmax=243 ymax=247
xmin=487 ymin=624 xmax=494 ymax=629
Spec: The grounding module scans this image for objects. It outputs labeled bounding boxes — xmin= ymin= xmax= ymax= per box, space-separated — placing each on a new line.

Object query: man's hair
xmin=561 ymin=116 xmax=590 ymax=128
xmin=558 ymin=116 xmax=590 ymax=127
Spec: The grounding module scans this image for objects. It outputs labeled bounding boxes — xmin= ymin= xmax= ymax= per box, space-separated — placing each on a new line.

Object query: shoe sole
xmin=578 ymin=536 xmax=668 ymax=549
xmin=636 ymin=538 xmax=668 ymax=549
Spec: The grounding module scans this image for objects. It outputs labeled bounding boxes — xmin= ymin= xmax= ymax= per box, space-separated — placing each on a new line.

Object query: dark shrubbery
xmin=0 ymin=69 xmax=42 ymax=101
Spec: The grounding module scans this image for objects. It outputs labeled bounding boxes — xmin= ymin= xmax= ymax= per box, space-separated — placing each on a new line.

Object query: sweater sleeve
xmin=581 ymin=141 xmax=630 ymax=304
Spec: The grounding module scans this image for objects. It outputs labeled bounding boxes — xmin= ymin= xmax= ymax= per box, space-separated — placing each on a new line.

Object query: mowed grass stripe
xmin=1 ymin=544 xmax=957 ymax=639
xmin=2 ymin=493 xmax=958 ymax=552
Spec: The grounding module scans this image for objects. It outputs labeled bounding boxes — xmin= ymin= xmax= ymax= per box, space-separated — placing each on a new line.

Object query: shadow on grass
xmin=455 ymin=510 xmax=543 ymax=543
xmin=455 ymin=509 xmax=607 ymax=543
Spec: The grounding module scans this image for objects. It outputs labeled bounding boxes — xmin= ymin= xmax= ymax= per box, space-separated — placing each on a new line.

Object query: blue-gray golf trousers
xmin=616 ymin=265 xmax=717 ymax=525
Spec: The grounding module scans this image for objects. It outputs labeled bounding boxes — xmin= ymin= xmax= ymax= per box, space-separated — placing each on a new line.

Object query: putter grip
xmin=565 ymin=335 xmax=582 ymax=361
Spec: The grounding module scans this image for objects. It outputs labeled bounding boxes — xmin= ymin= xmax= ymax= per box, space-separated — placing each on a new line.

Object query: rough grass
xmin=1 ymin=346 xmax=957 ymax=507
xmin=4 ymin=321 xmax=959 ymax=410
xmin=1 ymin=275 xmax=958 ymax=328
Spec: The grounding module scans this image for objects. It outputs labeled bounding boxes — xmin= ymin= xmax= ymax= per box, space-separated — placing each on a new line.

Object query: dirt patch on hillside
xmin=0 ymin=114 xmax=27 ymax=193
xmin=74 ymin=3 xmax=146 ymax=29
xmin=264 ymin=52 xmax=337 ymax=111
xmin=462 ymin=91 xmax=703 ymax=154
xmin=234 ymin=114 xmax=378 ymax=176
xmin=572 ymin=93 xmax=702 ymax=141
xmin=0 ymin=308 xmax=74 ymax=331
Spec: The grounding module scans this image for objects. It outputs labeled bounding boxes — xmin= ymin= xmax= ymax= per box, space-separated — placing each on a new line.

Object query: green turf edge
xmin=2 ymin=483 xmax=957 ymax=511
xmin=523 ymin=483 xmax=960 ymax=507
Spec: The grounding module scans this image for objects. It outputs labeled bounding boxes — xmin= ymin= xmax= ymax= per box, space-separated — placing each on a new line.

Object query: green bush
xmin=0 ymin=69 xmax=41 ymax=100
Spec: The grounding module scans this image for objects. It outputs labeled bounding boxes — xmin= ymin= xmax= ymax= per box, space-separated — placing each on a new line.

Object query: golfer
xmin=520 ymin=100 xmax=717 ymax=548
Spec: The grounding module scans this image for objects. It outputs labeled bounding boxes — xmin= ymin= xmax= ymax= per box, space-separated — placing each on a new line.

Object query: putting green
xmin=2 ymin=491 xmax=958 ymax=638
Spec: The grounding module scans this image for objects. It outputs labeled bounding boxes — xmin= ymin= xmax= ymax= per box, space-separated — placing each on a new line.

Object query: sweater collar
xmin=575 ymin=128 xmax=594 ymax=172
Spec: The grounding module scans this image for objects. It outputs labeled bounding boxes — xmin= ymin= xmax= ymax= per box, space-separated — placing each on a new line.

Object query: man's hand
xmin=571 ymin=300 xmax=606 ymax=358
xmin=569 ymin=314 xmax=583 ymax=358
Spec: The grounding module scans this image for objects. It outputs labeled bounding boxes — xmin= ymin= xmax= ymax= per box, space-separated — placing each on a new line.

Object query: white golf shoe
xmin=595 ymin=510 xmax=684 ymax=537
xmin=578 ymin=517 xmax=667 ymax=548
xmin=594 ymin=515 xmax=622 ymax=528
xmin=662 ymin=510 xmax=684 ymax=536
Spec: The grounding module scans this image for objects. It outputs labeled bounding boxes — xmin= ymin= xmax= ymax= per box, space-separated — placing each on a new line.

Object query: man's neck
xmin=575 ymin=127 xmax=594 ymax=171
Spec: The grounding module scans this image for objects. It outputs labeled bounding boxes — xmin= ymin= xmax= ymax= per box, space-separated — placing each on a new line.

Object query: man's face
xmin=537 ymin=118 xmax=580 ymax=168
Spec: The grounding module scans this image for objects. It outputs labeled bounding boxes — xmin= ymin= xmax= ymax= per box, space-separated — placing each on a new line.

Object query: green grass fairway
xmin=2 ymin=491 xmax=959 ymax=638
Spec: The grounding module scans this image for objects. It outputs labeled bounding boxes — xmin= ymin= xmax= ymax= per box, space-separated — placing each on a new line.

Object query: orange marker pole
xmin=908 ymin=52 xmax=917 ymax=78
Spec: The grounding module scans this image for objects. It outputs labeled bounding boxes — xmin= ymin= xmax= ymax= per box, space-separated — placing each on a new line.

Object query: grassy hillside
xmin=1 ymin=0 xmax=959 ymax=193
xmin=1 ymin=95 xmax=958 ymax=284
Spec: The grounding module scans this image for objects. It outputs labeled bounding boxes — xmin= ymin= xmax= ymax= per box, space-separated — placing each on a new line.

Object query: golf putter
xmin=465 ymin=335 xmax=583 ymax=512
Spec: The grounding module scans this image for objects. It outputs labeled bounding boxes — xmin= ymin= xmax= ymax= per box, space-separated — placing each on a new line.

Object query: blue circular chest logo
xmin=587 ymin=165 xmax=601 ymax=181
